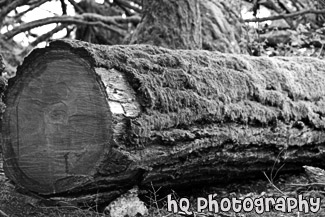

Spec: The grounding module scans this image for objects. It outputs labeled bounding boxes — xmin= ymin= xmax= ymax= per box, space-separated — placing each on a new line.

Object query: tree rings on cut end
xmin=2 ymin=49 xmax=112 ymax=194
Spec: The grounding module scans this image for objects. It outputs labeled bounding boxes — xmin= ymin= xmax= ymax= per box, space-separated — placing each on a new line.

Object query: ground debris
xmin=105 ymin=186 xmax=148 ymax=217
xmin=303 ymin=165 xmax=325 ymax=184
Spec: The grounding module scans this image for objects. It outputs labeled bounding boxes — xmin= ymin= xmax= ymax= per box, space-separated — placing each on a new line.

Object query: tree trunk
xmin=200 ymin=0 xmax=244 ymax=53
xmin=3 ymin=39 xmax=325 ymax=204
xmin=127 ymin=0 xmax=245 ymax=53
xmin=129 ymin=0 xmax=202 ymax=49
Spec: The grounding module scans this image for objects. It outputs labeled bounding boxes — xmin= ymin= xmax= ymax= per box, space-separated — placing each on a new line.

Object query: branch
xmin=113 ymin=0 xmax=142 ymax=13
xmin=60 ymin=0 xmax=67 ymax=15
xmin=0 ymin=0 xmax=29 ymax=27
xmin=243 ymin=9 xmax=325 ymax=22
xmin=13 ymin=0 xmax=50 ymax=19
xmin=277 ymin=0 xmax=291 ymax=14
xmin=21 ymin=24 xmax=67 ymax=57
xmin=112 ymin=15 xmax=141 ymax=24
xmin=108 ymin=1 xmax=133 ymax=16
xmin=64 ymin=26 xmax=75 ymax=38
xmin=0 ymin=209 xmax=9 ymax=217
xmin=27 ymin=0 xmax=45 ymax=5
xmin=82 ymin=13 xmax=120 ymax=26
xmin=66 ymin=0 xmax=84 ymax=13
xmin=82 ymin=13 xmax=140 ymax=25
xmin=3 ymin=15 xmax=127 ymax=39
xmin=30 ymin=24 xmax=66 ymax=47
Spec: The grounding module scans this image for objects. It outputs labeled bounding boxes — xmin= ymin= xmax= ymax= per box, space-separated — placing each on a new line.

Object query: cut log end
xmin=2 ymin=49 xmax=112 ymax=194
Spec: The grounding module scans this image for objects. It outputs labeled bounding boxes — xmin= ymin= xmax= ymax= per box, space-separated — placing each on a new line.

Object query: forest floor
xmin=1 ymin=157 xmax=325 ymax=217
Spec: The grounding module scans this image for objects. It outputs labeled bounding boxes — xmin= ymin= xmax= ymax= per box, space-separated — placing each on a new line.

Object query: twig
xmin=112 ymin=15 xmax=140 ymax=24
xmin=272 ymin=163 xmax=286 ymax=182
xmin=270 ymin=148 xmax=285 ymax=182
xmin=3 ymin=15 xmax=127 ymax=39
xmin=82 ymin=13 xmax=140 ymax=25
xmin=288 ymin=183 xmax=325 ymax=186
xmin=64 ymin=26 xmax=75 ymax=38
xmin=263 ymin=172 xmax=286 ymax=196
xmin=66 ymin=0 xmax=84 ymax=13
xmin=0 ymin=0 xmax=28 ymax=27
xmin=114 ymin=0 xmax=142 ymax=13
xmin=150 ymin=182 xmax=161 ymax=210
xmin=82 ymin=13 xmax=120 ymax=26
xmin=277 ymin=0 xmax=291 ymax=14
xmin=13 ymin=0 xmax=50 ymax=19
xmin=243 ymin=8 xmax=325 ymax=22
xmin=0 ymin=209 xmax=9 ymax=217
xmin=60 ymin=0 xmax=67 ymax=15
xmin=21 ymin=24 xmax=67 ymax=57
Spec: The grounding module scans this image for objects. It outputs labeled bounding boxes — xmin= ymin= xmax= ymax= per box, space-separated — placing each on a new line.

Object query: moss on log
xmin=2 ymin=39 xmax=325 ymax=204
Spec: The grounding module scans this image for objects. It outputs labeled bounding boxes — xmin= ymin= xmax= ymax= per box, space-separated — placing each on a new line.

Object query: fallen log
xmin=2 ymin=39 xmax=325 ymax=203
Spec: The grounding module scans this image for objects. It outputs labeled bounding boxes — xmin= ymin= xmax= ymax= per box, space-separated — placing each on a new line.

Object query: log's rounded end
xmin=2 ymin=49 xmax=112 ymax=194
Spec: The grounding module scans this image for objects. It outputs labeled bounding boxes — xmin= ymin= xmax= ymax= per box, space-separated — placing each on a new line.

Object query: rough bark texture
xmin=3 ymin=39 xmax=325 ymax=204
xmin=129 ymin=0 xmax=202 ymax=49
xmin=128 ymin=0 xmax=245 ymax=53
xmin=200 ymin=0 xmax=243 ymax=53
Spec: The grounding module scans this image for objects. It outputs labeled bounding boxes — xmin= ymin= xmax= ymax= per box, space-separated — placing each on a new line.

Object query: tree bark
xmin=200 ymin=0 xmax=244 ymax=53
xmin=127 ymin=0 xmax=245 ymax=53
xmin=129 ymin=0 xmax=202 ymax=49
xmin=3 ymin=39 xmax=325 ymax=204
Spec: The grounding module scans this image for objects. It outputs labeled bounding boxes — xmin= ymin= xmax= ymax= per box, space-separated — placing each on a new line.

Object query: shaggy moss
xmin=20 ymin=39 xmax=325 ymax=141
